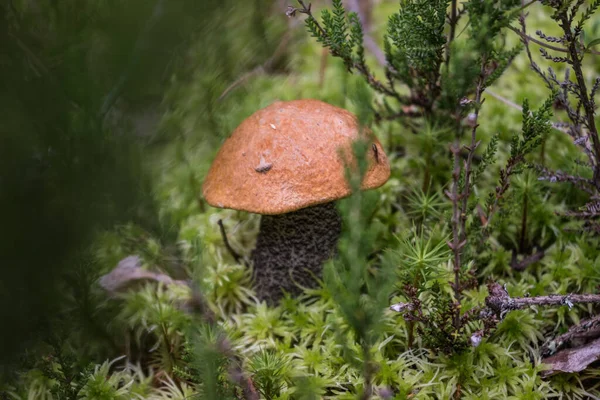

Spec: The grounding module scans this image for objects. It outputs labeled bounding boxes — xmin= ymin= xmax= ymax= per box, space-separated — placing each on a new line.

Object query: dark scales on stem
xmin=251 ymin=202 xmax=342 ymax=304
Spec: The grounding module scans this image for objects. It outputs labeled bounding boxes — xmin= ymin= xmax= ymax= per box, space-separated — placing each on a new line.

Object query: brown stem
xmin=447 ymin=60 xmax=487 ymax=330
xmin=446 ymin=0 xmax=457 ymax=67
xmin=485 ymin=158 xmax=519 ymax=227
xmin=460 ymin=61 xmax=486 ymax=241
xmin=559 ymin=14 xmax=600 ymax=187
xmin=449 ymin=143 xmax=463 ymax=329
xmin=406 ymin=320 xmax=415 ymax=349
xmin=508 ymin=26 xmax=569 ymax=54
xmin=509 ymin=25 xmax=600 ymax=56
xmin=536 ymin=165 xmax=596 ymax=195
xmin=519 ymin=194 xmax=528 ymax=254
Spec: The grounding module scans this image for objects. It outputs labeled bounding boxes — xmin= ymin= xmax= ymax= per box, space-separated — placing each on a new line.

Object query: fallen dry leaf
xmin=542 ymin=336 xmax=600 ymax=376
xmin=99 ymin=255 xmax=187 ymax=293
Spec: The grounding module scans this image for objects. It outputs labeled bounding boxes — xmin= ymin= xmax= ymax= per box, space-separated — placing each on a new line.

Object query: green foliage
xmin=305 ymin=0 xmax=357 ymax=70
xmin=5 ymin=0 xmax=600 ymax=399
xmin=404 ymin=189 xmax=448 ymax=222
xmin=77 ymin=359 xmax=135 ymax=400
xmin=511 ymin=95 xmax=555 ymax=162
xmin=466 ymin=0 xmax=520 ymax=53
xmin=386 ymin=0 xmax=448 ymax=77
xmin=248 ymin=350 xmax=291 ymax=399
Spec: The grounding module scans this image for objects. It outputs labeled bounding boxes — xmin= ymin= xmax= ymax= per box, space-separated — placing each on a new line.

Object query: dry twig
xmin=217 ymin=219 xmax=246 ymax=266
xmin=486 ymin=282 xmax=600 ymax=319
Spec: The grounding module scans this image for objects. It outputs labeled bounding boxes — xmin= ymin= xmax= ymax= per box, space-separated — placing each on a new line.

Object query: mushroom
xmin=202 ymin=99 xmax=390 ymax=303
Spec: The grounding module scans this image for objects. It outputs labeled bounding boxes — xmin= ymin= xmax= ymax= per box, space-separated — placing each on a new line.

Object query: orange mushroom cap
xmin=202 ymin=99 xmax=391 ymax=215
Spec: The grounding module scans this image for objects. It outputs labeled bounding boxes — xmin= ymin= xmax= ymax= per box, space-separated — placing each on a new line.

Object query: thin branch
xmin=510 ymin=247 xmax=545 ymax=271
xmin=460 ymin=63 xmax=486 ymax=240
xmin=448 ymin=143 xmax=464 ymax=330
xmin=509 ymin=25 xmax=600 ymax=56
xmin=519 ymin=0 xmax=538 ymax=11
xmin=445 ymin=0 xmax=458 ymax=67
xmin=218 ymin=219 xmax=246 ymax=266
xmin=485 ymin=158 xmax=519 ymax=227
xmin=559 ymin=12 xmax=600 ymax=187
xmin=536 ymin=165 xmax=596 ymax=195
xmin=485 ymin=89 xmax=523 ymax=112
xmin=509 ymin=26 xmax=571 ymax=54
xmin=486 ymin=282 xmax=600 ymax=318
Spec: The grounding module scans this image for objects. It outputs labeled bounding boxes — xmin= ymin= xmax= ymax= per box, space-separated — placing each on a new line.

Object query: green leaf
xmin=587 ymin=38 xmax=600 ymax=49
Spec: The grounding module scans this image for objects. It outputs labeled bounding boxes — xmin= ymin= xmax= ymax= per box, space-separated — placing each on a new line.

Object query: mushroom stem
xmin=251 ymin=201 xmax=342 ymax=304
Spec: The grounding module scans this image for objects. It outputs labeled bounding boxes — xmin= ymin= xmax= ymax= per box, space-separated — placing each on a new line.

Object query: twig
xmin=218 ymin=219 xmax=245 ymax=266
xmin=485 ymin=159 xmax=518 ymax=226
xmin=508 ymin=26 xmax=569 ymax=54
xmin=486 ymin=282 xmax=600 ymax=319
xmin=485 ymin=89 xmax=523 ymax=112
xmin=460 ymin=61 xmax=486 ymax=240
xmin=519 ymin=0 xmax=538 ymax=12
xmin=518 ymin=5 xmax=557 ymax=94
xmin=518 ymin=193 xmax=529 ymax=253
xmin=510 ymin=247 xmax=545 ymax=271
xmin=536 ymin=165 xmax=596 ymax=195
xmin=446 ymin=58 xmax=487 ymax=330
xmin=509 ymin=26 xmax=600 ymax=56
xmin=445 ymin=0 xmax=458 ymax=67
xmin=558 ymin=13 xmax=600 ymax=187
xmin=448 ymin=143 xmax=465 ymax=330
